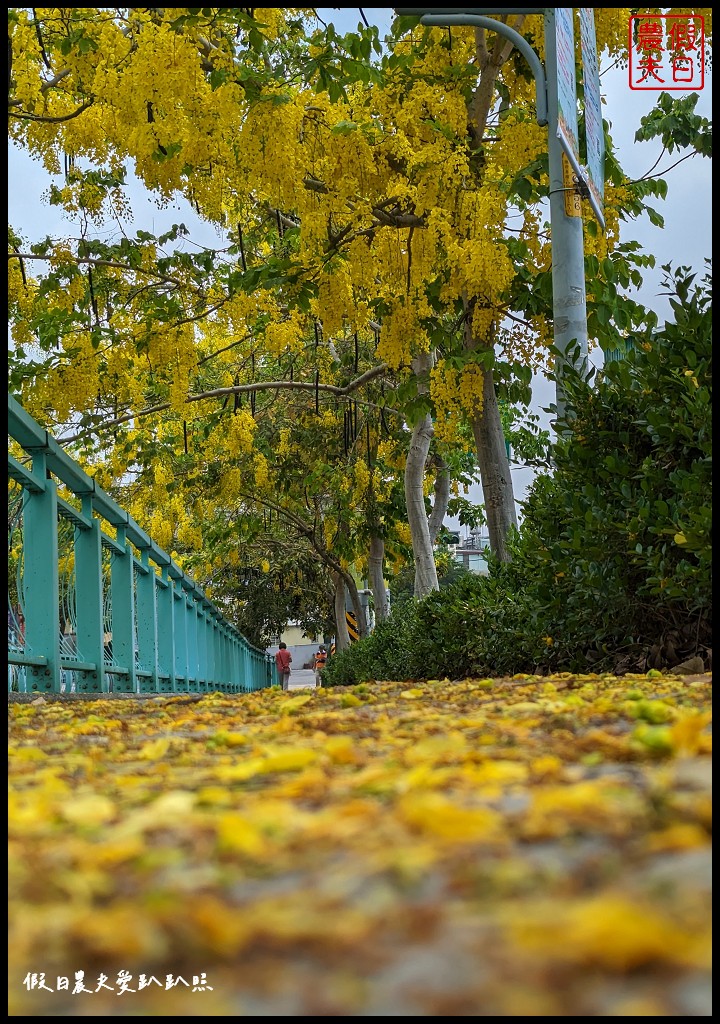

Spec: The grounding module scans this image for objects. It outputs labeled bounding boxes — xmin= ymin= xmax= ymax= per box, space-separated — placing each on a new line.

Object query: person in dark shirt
xmin=274 ymin=642 xmax=292 ymax=690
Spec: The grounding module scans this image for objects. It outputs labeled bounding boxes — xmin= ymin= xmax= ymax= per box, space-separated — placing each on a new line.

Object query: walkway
xmin=287 ymin=667 xmax=318 ymax=690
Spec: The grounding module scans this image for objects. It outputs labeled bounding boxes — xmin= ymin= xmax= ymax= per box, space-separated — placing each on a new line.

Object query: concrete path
xmin=287 ymin=667 xmax=318 ymax=690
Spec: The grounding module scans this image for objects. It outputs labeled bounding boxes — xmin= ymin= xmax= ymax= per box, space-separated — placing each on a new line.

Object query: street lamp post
xmin=394 ymin=8 xmax=590 ymax=419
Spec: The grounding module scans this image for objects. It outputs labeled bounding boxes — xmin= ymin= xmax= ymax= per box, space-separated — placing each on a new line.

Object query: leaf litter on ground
xmin=8 ymin=671 xmax=712 ymax=1016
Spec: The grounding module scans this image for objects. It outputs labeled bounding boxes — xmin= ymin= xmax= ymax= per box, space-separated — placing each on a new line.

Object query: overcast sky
xmin=9 ymin=8 xmax=712 ymax=522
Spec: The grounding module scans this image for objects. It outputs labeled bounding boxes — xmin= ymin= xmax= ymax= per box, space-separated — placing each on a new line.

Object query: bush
xmin=508 ymin=264 xmax=712 ymax=673
xmin=321 ymin=607 xmax=418 ymax=686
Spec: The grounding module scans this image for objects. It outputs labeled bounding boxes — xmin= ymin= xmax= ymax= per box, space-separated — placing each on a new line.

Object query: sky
xmin=8 ymin=7 xmax=712 ymax=527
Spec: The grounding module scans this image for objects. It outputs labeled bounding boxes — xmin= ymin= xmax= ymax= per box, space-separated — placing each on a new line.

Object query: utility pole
xmin=394 ymin=8 xmax=598 ymax=419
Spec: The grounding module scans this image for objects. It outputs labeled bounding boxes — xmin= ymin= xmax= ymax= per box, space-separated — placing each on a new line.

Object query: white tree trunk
xmin=470 ymin=379 xmax=517 ymax=561
xmin=406 ymin=352 xmax=439 ymax=598
xmin=428 ymin=458 xmax=450 ymax=546
xmin=460 ymin=32 xmax=521 ymax=564
xmin=368 ymin=534 xmax=389 ymax=623
xmin=465 ymin=345 xmax=517 ymax=561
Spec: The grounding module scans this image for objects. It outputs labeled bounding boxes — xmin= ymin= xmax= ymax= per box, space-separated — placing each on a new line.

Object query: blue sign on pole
xmin=580 ymin=8 xmax=606 ymax=228
xmin=554 ymin=7 xmax=581 ymax=162
xmin=553 ymin=8 xmax=605 ymax=229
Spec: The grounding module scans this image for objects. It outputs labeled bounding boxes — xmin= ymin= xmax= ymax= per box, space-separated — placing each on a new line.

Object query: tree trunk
xmin=333 ymin=572 xmax=351 ymax=651
xmin=368 ymin=534 xmax=389 ymax=624
xmin=344 ymin=572 xmax=369 ymax=640
xmin=459 ymin=26 xmax=522 ymax=563
xmin=406 ymin=352 xmax=439 ymax=598
xmin=428 ymin=457 xmax=450 ymax=546
xmin=464 ymin=314 xmax=517 ymax=562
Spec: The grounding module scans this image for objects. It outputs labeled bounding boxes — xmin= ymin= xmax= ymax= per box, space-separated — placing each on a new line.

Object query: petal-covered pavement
xmin=9 ymin=671 xmax=712 ymax=1016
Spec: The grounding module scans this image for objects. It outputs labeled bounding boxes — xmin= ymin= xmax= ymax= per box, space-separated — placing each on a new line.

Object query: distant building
xmin=442 ymin=531 xmax=491 ymax=575
xmin=603 ymin=336 xmax=636 ymax=364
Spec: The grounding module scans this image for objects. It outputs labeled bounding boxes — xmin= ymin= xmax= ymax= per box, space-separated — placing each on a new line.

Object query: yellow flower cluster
xmin=277 ymin=428 xmax=293 ymax=458
xmin=314 ymin=266 xmax=355 ymax=338
xmin=492 ymin=111 xmax=546 ymax=179
xmin=471 ymin=305 xmax=497 ymax=342
xmin=352 ymin=459 xmax=371 ymax=501
xmin=375 ymin=39 xmax=471 ymax=145
xmin=37 ymin=333 xmax=100 ymax=422
xmin=52 ymin=181 xmax=108 ymax=222
xmin=592 ymin=8 xmax=636 ymax=57
xmin=430 ymin=361 xmax=485 ymax=443
xmin=148 ymin=510 xmax=174 ymax=552
xmin=220 ymin=468 xmax=242 ymax=501
xmin=7 ymin=260 xmax=37 ymax=315
xmin=254 ymin=9 xmax=286 ymax=40
xmin=176 ymin=518 xmax=203 ymax=551
xmin=323 ymin=516 xmax=337 ymax=548
xmin=147 ymin=462 xmax=171 ymax=506
xmin=373 ymin=225 xmax=433 ymax=307
xmin=263 ymin=312 xmax=305 ymax=356
xmin=254 ymin=453 xmax=270 ymax=489
xmin=103 ymin=346 xmax=145 ymax=410
xmin=499 ymin=316 xmax=554 ymax=373
xmin=322 ymin=124 xmax=379 ymax=207
xmin=199 ymin=409 xmax=257 ymax=491
xmin=377 ymin=304 xmax=428 ymax=371
xmin=238 ymin=91 xmax=305 ymax=209
xmin=393 ymin=521 xmax=412 ymax=547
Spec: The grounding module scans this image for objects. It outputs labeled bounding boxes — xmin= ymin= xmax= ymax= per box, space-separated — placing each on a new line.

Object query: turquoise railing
xmin=8 ymin=395 xmax=277 ymax=695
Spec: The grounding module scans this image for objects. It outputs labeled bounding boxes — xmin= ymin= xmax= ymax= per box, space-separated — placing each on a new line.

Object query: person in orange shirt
xmin=313 ymin=645 xmax=327 ymax=688
xmin=274 ymin=642 xmax=292 ymax=690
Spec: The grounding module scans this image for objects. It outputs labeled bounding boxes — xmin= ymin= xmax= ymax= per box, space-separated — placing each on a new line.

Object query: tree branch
xmin=8 ymin=100 xmax=93 ymax=123
xmin=61 ymin=364 xmax=390 ymax=443
xmin=9 ymin=251 xmax=184 ymax=287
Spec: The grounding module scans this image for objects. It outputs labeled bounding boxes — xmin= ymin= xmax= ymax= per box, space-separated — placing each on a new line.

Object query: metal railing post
xmin=110 ymin=528 xmax=137 ymax=692
xmin=185 ymin=591 xmax=198 ymax=688
xmin=173 ymin=586 xmax=189 ymax=691
xmin=135 ymin=549 xmax=159 ymax=693
xmin=22 ymin=459 xmax=60 ymax=693
xmin=74 ymin=496 xmax=106 ymax=692
xmin=156 ymin=567 xmax=176 ymax=692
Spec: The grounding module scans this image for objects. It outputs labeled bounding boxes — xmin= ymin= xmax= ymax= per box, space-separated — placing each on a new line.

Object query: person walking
xmin=274 ymin=642 xmax=292 ymax=690
xmin=313 ymin=644 xmax=328 ymax=688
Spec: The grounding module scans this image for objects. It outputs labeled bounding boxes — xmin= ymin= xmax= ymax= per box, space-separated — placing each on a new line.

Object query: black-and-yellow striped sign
xmin=346 ymin=610 xmax=359 ymax=643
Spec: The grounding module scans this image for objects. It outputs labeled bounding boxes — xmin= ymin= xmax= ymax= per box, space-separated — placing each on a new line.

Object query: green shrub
xmin=509 ymin=264 xmax=712 ymax=672
xmin=322 ymin=607 xmax=418 ymax=687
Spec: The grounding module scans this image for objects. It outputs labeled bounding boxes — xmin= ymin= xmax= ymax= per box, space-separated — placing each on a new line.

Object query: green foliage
xmin=330 ymin=265 xmax=712 ymax=681
xmin=321 ymin=607 xmax=418 ymax=687
xmin=201 ymin=560 xmax=333 ymax=651
xmin=635 ymin=92 xmax=713 ymax=158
